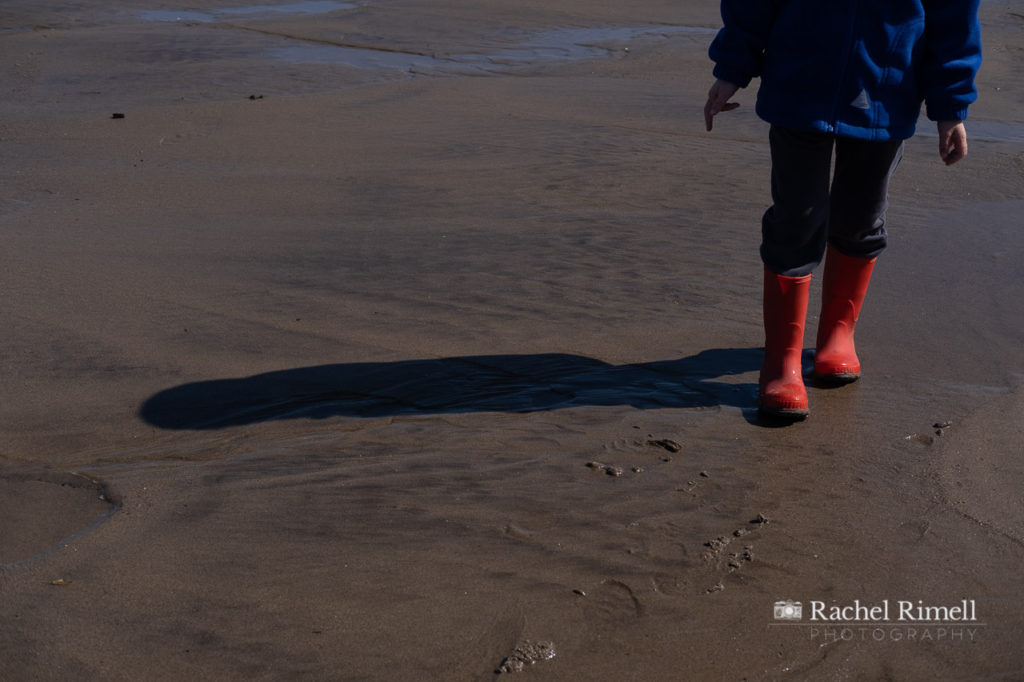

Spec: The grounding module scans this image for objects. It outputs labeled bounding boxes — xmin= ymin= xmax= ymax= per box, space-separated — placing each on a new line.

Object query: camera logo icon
xmin=774 ymin=600 xmax=802 ymax=621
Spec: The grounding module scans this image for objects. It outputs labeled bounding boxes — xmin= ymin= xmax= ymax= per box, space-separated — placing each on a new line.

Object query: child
xmin=704 ymin=1 xmax=982 ymax=419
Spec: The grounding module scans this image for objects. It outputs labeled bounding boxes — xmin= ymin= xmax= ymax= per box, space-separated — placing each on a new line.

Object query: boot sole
xmin=813 ymin=369 xmax=860 ymax=384
xmin=757 ymin=402 xmax=809 ymax=420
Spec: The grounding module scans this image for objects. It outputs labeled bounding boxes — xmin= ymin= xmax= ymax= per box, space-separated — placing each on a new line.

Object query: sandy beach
xmin=2 ymin=1 xmax=1023 ymax=679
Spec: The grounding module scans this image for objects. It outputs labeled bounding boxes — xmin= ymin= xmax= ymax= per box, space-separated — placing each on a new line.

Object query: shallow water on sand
xmin=918 ymin=119 xmax=1024 ymax=144
xmin=268 ymin=25 xmax=719 ymax=73
xmin=139 ymin=1 xmax=360 ymax=23
xmin=135 ymin=5 xmax=719 ymax=76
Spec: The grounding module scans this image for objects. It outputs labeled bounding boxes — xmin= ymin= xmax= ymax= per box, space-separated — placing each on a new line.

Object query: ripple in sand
xmin=0 ymin=466 xmax=119 ymax=568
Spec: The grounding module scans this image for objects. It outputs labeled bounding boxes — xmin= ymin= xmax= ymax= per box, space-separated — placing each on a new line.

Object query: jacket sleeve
xmin=921 ymin=0 xmax=982 ymax=121
xmin=708 ymin=0 xmax=777 ymax=88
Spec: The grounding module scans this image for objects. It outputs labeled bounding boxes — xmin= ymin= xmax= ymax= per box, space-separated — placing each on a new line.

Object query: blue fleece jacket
xmin=709 ymin=0 xmax=982 ymax=141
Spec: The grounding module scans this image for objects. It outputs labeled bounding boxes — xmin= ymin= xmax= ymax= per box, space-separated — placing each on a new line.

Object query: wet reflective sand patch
xmin=917 ymin=120 xmax=1024 ymax=144
xmin=140 ymin=1 xmax=359 ymax=23
xmin=268 ymin=25 xmax=719 ymax=72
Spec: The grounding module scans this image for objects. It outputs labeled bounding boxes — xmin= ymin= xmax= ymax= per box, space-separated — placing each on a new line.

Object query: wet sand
xmin=2 ymin=1 xmax=1024 ymax=679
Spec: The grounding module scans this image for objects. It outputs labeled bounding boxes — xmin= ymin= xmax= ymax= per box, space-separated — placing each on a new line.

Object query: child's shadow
xmin=139 ymin=348 xmax=764 ymax=430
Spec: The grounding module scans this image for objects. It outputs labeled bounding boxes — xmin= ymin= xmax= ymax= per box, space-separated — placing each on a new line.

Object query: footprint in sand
xmin=701 ymin=513 xmax=769 ymax=591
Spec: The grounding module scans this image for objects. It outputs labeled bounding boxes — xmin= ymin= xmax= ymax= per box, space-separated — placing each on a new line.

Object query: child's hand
xmin=704 ymin=79 xmax=740 ymax=131
xmin=938 ymin=120 xmax=968 ymax=165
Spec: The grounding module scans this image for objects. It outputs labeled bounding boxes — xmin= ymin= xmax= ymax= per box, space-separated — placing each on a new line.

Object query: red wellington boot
xmin=814 ymin=245 xmax=876 ymax=382
xmin=759 ymin=269 xmax=811 ymax=419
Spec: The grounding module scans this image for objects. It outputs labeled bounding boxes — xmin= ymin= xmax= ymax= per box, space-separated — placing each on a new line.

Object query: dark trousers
xmin=761 ymin=125 xmax=905 ymax=277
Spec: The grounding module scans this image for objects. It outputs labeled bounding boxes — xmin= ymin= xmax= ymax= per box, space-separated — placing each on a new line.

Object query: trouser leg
xmin=761 ymin=126 xmax=905 ymax=274
xmin=828 ymin=136 xmax=904 ymax=258
xmin=760 ymin=125 xmax=834 ymax=277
